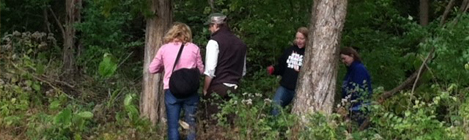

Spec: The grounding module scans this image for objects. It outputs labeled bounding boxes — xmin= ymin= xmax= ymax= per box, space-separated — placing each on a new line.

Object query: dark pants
xmin=349 ymin=104 xmax=369 ymax=126
xmin=202 ymin=84 xmax=238 ymax=126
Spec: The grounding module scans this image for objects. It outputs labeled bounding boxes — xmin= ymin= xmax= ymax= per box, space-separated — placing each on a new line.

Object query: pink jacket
xmin=148 ymin=42 xmax=204 ymax=89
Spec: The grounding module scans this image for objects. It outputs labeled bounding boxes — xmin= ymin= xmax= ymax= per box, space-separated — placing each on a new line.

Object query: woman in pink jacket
xmin=148 ymin=22 xmax=204 ymax=140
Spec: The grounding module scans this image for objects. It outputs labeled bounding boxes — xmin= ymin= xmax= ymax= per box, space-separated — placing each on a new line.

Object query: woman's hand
xmin=267 ymin=65 xmax=274 ymax=75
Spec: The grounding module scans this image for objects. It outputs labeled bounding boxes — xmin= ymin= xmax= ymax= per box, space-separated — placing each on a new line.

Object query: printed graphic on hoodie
xmin=286 ymin=51 xmax=303 ymax=71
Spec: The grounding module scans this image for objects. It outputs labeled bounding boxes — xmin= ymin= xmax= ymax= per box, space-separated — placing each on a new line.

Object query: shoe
xmin=179 ymin=120 xmax=190 ymax=130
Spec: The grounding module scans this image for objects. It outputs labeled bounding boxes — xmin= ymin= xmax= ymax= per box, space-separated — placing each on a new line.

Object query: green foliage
xmin=214 ymin=92 xmax=296 ymax=139
xmin=76 ymin=0 xmax=143 ymax=78
xmin=361 ymin=86 xmax=467 ymax=140
xmin=421 ymin=15 xmax=469 ymax=85
xmin=98 ymin=53 xmax=118 ymax=78
xmin=298 ymin=114 xmax=348 ymax=140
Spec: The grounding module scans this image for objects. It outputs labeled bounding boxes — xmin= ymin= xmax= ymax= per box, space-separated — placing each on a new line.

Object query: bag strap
xmin=172 ymin=43 xmax=185 ymax=72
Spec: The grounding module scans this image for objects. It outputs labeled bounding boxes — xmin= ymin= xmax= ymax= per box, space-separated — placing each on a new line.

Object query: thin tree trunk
xmin=419 ymin=0 xmax=429 ymax=26
xmin=460 ymin=0 xmax=469 ymax=12
xmin=208 ymin=0 xmax=216 ymax=12
xmin=292 ymin=0 xmax=348 ymax=118
xmin=62 ymin=0 xmax=81 ymax=81
xmin=140 ymin=0 xmax=173 ymax=125
xmin=44 ymin=6 xmax=51 ymax=33
xmin=0 ymin=1 xmax=2 ymax=34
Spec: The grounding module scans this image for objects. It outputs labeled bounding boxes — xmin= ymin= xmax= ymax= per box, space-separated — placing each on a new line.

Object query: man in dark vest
xmin=202 ymin=13 xmax=247 ymax=126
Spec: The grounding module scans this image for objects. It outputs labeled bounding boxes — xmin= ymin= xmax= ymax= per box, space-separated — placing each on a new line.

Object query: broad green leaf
xmin=98 ymin=53 xmax=118 ymax=78
xmin=54 ymin=108 xmax=72 ymax=126
xmin=124 ymin=94 xmax=133 ymax=106
xmin=32 ymin=83 xmax=41 ymax=91
xmin=49 ymin=100 xmax=61 ymax=110
xmin=77 ymin=111 xmax=94 ymax=119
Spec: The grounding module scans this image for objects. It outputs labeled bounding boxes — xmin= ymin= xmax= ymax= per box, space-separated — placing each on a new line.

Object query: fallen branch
xmin=362 ymin=47 xmax=436 ymax=130
xmin=8 ymin=60 xmax=79 ymax=101
xmin=411 ymin=47 xmax=435 ymax=95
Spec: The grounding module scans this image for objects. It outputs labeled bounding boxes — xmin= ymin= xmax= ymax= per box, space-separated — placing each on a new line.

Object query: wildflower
xmin=242 ymin=92 xmax=248 ymax=96
xmin=13 ymin=31 xmax=21 ymax=36
xmin=264 ymin=98 xmax=272 ymax=104
xmin=242 ymin=99 xmax=253 ymax=105
xmin=38 ymin=42 xmax=48 ymax=48
xmin=32 ymin=32 xmax=42 ymax=39
xmin=246 ymin=99 xmax=252 ymax=105
xmin=255 ymin=93 xmax=262 ymax=97
xmin=24 ymin=86 xmax=32 ymax=91
xmin=12 ymin=54 xmax=18 ymax=60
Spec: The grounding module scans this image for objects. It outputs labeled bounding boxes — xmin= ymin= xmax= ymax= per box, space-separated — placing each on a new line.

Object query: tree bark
xmin=140 ymin=0 xmax=173 ymax=125
xmin=459 ymin=0 xmax=469 ymax=12
xmin=62 ymin=0 xmax=81 ymax=81
xmin=291 ymin=0 xmax=348 ymax=118
xmin=419 ymin=0 xmax=429 ymax=26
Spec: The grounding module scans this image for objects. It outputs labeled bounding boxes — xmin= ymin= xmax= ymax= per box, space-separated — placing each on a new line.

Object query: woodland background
xmin=1 ymin=0 xmax=469 ymax=139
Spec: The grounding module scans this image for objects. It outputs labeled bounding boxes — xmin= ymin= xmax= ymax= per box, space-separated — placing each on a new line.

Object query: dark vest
xmin=210 ymin=27 xmax=247 ymax=86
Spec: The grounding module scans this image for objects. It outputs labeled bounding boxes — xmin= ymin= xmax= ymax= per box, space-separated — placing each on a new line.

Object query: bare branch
xmin=440 ymin=0 xmax=456 ymax=26
xmin=49 ymin=7 xmax=66 ymax=40
xmin=411 ymin=47 xmax=435 ymax=97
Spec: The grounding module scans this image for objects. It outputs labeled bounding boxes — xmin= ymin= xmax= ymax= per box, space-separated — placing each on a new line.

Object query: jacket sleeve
xmin=350 ymin=66 xmax=372 ymax=97
xmin=148 ymin=47 xmax=164 ymax=74
xmin=272 ymin=48 xmax=290 ymax=76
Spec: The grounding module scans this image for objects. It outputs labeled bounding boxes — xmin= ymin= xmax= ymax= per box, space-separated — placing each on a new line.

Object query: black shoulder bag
xmin=169 ymin=43 xmax=201 ymax=99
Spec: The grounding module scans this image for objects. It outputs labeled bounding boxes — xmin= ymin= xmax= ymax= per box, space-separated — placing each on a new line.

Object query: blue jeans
xmin=271 ymin=86 xmax=296 ymax=116
xmin=165 ymin=90 xmax=199 ymax=140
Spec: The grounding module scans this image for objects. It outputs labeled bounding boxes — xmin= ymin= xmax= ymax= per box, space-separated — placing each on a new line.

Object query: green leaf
xmin=74 ymin=134 xmax=82 ymax=140
xmin=124 ymin=94 xmax=133 ymax=106
xmin=32 ymin=83 xmax=41 ymax=91
xmin=98 ymin=53 xmax=118 ymax=78
xmin=77 ymin=111 xmax=94 ymax=119
xmin=54 ymin=108 xmax=72 ymax=127
xmin=36 ymin=63 xmax=45 ymax=75
xmin=49 ymin=100 xmax=61 ymax=110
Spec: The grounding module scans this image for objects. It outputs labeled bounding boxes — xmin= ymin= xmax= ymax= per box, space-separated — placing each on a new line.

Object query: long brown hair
xmin=340 ymin=47 xmax=362 ymax=62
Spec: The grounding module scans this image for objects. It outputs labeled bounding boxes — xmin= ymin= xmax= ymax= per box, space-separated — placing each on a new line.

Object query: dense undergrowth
xmin=1 ymin=30 xmax=468 ymax=140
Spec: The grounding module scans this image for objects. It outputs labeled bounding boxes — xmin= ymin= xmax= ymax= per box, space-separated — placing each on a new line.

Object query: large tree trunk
xmin=291 ymin=0 xmax=348 ymax=118
xmin=62 ymin=0 xmax=81 ymax=80
xmin=419 ymin=0 xmax=429 ymax=26
xmin=140 ymin=0 xmax=173 ymax=125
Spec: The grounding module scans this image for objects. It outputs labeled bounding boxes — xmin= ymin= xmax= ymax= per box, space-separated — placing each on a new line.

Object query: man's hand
xmin=203 ymin=76 xmax=213 ymax=96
